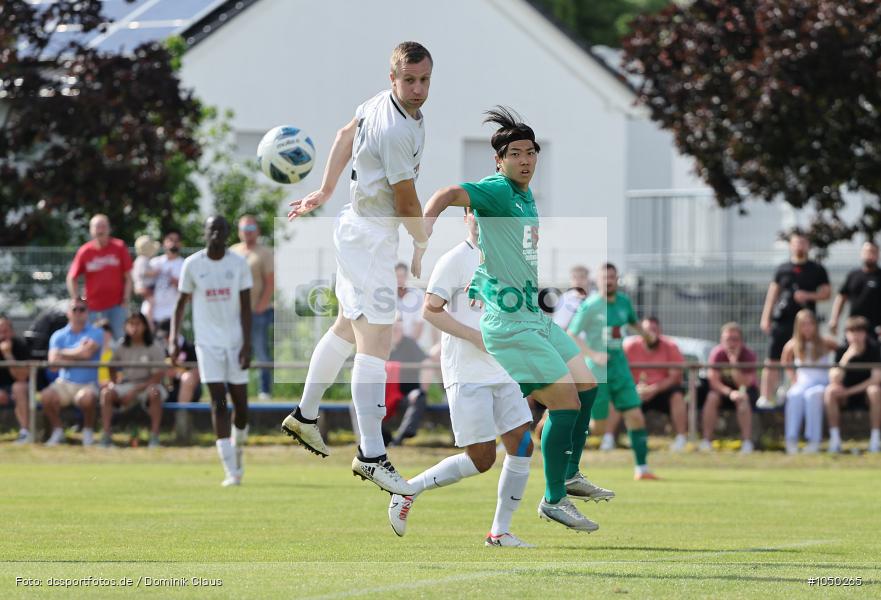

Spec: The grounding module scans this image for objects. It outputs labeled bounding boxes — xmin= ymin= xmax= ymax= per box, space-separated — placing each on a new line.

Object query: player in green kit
xmin=568 ymin=263 xmax=659 ymax=480
xmin=423 ymin=107 xmax=613 ymax=533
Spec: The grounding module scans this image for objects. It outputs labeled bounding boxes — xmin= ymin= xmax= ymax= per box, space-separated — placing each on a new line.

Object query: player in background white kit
xmin=387 ymin=209 xmax=536 ymax=547
xmin=170 ymin=216 xmax=253 ymax=487
xmin=281 ymin=42 xmax=432 ymax=496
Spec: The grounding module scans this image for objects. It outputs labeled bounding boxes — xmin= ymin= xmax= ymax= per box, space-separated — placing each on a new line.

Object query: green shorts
xmin=590 ymin=364 xmax=641 ymax=420
xmin=481 ymin=311 xmax=580 ymax=397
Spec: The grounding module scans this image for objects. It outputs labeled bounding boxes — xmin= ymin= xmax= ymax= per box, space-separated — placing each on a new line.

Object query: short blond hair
xmin=390 ymin=41 xmax=432 ymax=75
xmin=720 ymin=322 xmax=742 ymax=336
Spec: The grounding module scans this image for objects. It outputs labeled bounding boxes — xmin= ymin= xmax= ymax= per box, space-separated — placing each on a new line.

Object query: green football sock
xmin=566 ymin=387 xmax=598 ymax=479
xmin=629 ymin=428 xmax=649 ymax=466
xmin=541 ymin=409 xmax=578 ymax=503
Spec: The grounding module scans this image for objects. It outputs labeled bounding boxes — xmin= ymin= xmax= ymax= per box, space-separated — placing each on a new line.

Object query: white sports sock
xmin=602 ymin=432 xmax=614 ymax=444
xmin=232 ymin=426 xmax=248 ymax=476
xmin=635 ymin=464 xmax=650 ymax=475
xmin=491 ymin=454 xmax=531 ymax=536
xmin=298 ymin=331 xmax=354 ymax=420
xmin=870 ymin=429 xmax=880 ymax=445
xmin=829 ymin=427 xmax=841 ymax=445
xmin=674 ymin=434 xmax=686 ymax=444
xmin=351 ymin=354 xmax=388 ymax=458
xmin=409 ymin=452 xmax=479 ymax=496
xmin=216 ymin=438 xmax=237 ymax=479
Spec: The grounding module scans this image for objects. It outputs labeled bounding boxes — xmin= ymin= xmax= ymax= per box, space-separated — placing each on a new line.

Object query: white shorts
xmin=446 ymin=381 xmax=532 ymax=448
xmin=333 ymin=206 xmax=399 ymax=325
xmin=195 ymin=345 xmax=249 ymax=385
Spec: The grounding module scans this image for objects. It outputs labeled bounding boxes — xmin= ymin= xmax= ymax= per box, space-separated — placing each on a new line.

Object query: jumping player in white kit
xmin=387 ymin=209 xmax=536 ymax=547
xmin=281 ymin=42 xmax=432 ymax=496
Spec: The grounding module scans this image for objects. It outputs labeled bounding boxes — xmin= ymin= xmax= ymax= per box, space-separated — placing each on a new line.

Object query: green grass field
xmin=2 ymin=444 xmax=879 ymax=599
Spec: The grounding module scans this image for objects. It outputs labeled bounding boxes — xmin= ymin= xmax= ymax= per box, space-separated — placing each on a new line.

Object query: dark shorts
xmin=697 ymin=380 xmax=759 ymax=409
xmin=844 ymin=392 xmax=872 ymax=411
xmin=767 ymin=321 xmax=794 ymax=360
xmin=643 ymin=387 xmax=686 ymax=414
xmin=0 ymin=383 xmax=13 ymax=403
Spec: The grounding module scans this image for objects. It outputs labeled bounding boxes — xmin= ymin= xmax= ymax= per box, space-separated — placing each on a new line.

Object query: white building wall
xmin=179 ymin=0 xmax=635 ymax=272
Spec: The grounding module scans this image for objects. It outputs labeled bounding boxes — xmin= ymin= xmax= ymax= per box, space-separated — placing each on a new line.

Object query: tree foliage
xmin=624 ymin=0 xmax=881 ymax=248
xmin=530 ymin=0 xmax=672 ymax=47
xmin=0 ymin=0 xmax=202 ymax=246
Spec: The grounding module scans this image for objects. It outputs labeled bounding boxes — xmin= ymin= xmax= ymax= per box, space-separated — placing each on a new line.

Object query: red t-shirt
xmin=68 ymin=238 xmax=133 ymax=311
xmin=624 ymin=336 xmax=684 ymax=386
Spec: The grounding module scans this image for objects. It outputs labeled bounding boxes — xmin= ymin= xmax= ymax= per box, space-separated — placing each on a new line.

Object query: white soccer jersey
xmin=149 ymin=254 xmax=183 ymax=322
xmin=426 ymin=240 xmax=512 ymax=386
xmin=349 ymin=90 xmax=425 ymax=226
xmin=178 ymin=250 xmax=253 ymax=349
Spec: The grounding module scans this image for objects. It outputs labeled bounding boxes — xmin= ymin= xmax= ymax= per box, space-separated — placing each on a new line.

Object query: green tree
xmin=530 ymin=0 xmax=672 ymax=47
xmin=624 ymin=0 xmax=881 ymax=248
xmin=0 ymin=0 xmax=202 ymax=246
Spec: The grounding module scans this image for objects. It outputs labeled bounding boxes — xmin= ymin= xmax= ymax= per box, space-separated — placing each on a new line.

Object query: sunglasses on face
xmin=239 ymin=224 xmax=258 ymax=232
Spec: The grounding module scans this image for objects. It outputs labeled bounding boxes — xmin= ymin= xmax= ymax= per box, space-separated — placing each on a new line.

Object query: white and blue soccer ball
xmin=257 ymin=126 xmax=315 ymax=184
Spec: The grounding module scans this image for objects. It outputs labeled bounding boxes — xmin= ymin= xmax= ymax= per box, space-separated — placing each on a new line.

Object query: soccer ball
xmin=257 ymin=126 xmax=315 ymax=184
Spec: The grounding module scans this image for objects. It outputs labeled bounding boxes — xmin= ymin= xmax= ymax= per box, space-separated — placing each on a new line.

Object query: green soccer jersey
xmin=568 ymin=291 xmax=638 ymax=379
xmin=460 ymin=174 xmax=540 ymax=322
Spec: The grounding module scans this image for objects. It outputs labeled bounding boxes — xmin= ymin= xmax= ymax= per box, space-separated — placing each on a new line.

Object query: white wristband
xmin=414 ymin=239 xmax=428 ymax=249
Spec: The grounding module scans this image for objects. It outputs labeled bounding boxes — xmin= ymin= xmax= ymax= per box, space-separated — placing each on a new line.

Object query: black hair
xmin=644 ymin=315 xmax=661 ymax=326
xmin=123 ymin=312 xmax=153 ymax=347
xmin=601 ymin=262 xmax=617 ymax=272
xmin=163 ymin=227 xmax=182 ymax=240
xmin=483 ymin=106 xmax=540 ymax=158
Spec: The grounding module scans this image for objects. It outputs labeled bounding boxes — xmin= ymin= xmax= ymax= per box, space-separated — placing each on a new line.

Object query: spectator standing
xmin=0 ymin=316 xmax=31 ymax=443
xmin=621 ymin=316 xmax=688 ymax=452
xmin=552 ymin=265 xmax=590 ymax=330
xmin=132 ymin=235 xmax=159 ymax=323
xmin=231 ymin=216 xmax=274 ymax=401
xmin=759 ymin=232 xmax=830 ymax=408
xmin=780 ymin=309 xmax=837 ymax=454
xmin=150 ymin=228 xmax=185 ymax=336
xmin=40 ymin=297 xmax=103 ymax=446
xmin=824 ymin=316 xmax=881 ymax=454
xmin=829 ymin=241 xmax=881 ymax=341
xmin=701 ymin=322 xmax=759 ymax=454
xmin=67 ymin=214 xmax=133 ymax=339
xmin=100 ymin=313 xmax=167 ymax=448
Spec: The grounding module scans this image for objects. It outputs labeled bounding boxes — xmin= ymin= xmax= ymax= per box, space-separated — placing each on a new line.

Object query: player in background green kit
xmin=568 ymin=263 xmax=660 ymax=480
xmin=422 ymin=107 xmax=613 ymax=533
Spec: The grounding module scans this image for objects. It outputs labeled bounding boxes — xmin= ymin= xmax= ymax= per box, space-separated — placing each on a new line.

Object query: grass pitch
xmin=1 ymin=443 xmax=879 ymax=599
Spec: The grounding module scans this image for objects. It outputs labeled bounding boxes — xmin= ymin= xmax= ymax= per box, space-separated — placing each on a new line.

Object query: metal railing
xmin=3 ymin=360 xmax=878 ymax=445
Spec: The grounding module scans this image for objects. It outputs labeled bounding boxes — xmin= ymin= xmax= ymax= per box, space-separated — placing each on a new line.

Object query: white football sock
xmin=491 ymin=454 xmax=531 ymax=536
xmin=351 ymin=354 xmax=388 ymax=458
xmin=232 ymin=425 xmax=248 ymax=476
xmin=409 ymin=453 xmax=479 ymax=496
xmin=870 ymin=429 xmax=880 ymax=446
xmin=298 ymin=331 xmax=354 ymax=420
xmin=215 ymin=438 xmax=237 ymax=479
xmin=829 ymin=427 xmax=841 ymax=445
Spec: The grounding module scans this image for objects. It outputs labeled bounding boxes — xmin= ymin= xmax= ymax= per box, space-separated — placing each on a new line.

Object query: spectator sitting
xmin=40 ymin=297 xmax=104 ymax=446
xmin=100 ymin=313 xmax=168 ymax=448
xmin=0 ymin=316 xmax=32 ymax=443
xmin=552 ymin=264 xmax=590 ymax=330
xmin=384 ymin=317 xmax=433 ymax=446
xmin=66 ymin=214 xmax=134 ymax=339
xmin=701 ymin=322 xmax=759 ymax=454
xmin=824 ymin=316 xmax=881 ymax=454
xmin=621 ymin=316 xmax=688 ymax=452
xmin=781 ymin=309 xmax=837 ymax=455
xmin=132 ymin=235 xmax=159 ymax=324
